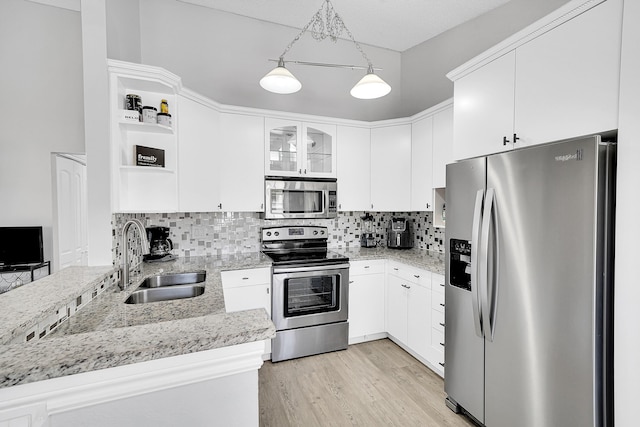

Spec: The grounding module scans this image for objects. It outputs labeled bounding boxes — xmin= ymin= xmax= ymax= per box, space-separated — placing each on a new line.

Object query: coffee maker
xmin=143 ymin=226 xmax=175 ymax=262
xmin=386 ymin=217 xmax=414 ymax=249
xmin=360 ymin=213 xmax=377 ymax=248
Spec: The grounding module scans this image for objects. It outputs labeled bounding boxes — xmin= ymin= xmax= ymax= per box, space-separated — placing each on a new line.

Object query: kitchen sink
xmin=139 ymin=271 xmax=206 ymax=288
xmin=124 ymin=284 xmax=205 ymax=304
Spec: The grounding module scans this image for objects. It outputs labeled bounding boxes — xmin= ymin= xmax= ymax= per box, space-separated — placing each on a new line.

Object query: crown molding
xmin=446 ymin=0 xmax=606 ymax=82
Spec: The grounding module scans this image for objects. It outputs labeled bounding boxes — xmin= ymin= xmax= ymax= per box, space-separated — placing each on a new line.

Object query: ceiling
xmin=177 ymin=0 xmax=512 ymax=52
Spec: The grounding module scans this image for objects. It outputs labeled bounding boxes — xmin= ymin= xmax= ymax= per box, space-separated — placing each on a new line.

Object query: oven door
xmin=272 ymin=263 xmax=349 ymax=331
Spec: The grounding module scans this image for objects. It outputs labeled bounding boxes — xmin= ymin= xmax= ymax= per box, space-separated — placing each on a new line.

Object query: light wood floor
xmin=259 ymin=339 xmax=476 ymax=427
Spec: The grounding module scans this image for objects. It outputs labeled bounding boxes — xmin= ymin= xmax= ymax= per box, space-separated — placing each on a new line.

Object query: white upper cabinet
xmin=514 ymin=0 xmax=622 ymax=146
xmin=219 ymin=113 xmax=265 ymax=212
xmin=337 ymin=125 xmax=371 ymax=211
xmin=449 ymin=0 xmax=622 ymax=161
xmin=452 ymin=51 xmax=516 ymax=160
xmin=370 ymin=124 xmax=412 ymax=211
xmin=178 ymin=94 xmax=220 ymax=213
xmin=411 ymin=116 xmax=434 ymax=211
xmin=264 ymin=118 xmax=337 ymax=178
xmin=432 ymin=106 xmax=454 ymax=189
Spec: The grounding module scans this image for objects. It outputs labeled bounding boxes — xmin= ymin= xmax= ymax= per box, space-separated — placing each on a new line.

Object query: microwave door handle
xmin=470 ymin=189 xmax=484 ymax=338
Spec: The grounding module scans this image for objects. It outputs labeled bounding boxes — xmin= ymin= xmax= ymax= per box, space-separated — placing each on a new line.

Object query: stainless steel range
xmin=261 ymin=225 xmax=349 ymax=362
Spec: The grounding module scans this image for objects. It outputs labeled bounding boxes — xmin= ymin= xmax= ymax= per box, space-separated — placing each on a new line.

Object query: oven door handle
xmin=272 ymin=262 xmax=350 ymax=275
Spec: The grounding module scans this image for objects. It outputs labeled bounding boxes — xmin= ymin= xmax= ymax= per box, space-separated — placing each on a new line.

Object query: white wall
xmin=400 ymin=0 xmax=571 ymax=117
xmin=615 ymin=0 xmax=640 ymax=424
xmin=106 ymin=0 xmax=141 ymax=63
xmin=0 ymin=0 xmax=84 ymax=265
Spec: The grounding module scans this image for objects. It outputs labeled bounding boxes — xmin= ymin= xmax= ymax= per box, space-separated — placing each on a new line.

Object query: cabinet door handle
xmin=513 ymin=133 xmax=520 ymax=144
xmin=218 ymin=203 xmax=222 ymax=209
xmin=339 ymin=204 xmax=342 ymax=209
xmin=503 ymin=136 xmax=510 ymax=145
xmin=260 ymin=203 xmax=264 ymax=210
xmin=371 ymin=203 xmax=373 ymax=209
xmin=349 ymin=280 xmax=354 ymax=284
xmin=304 ymin=169 xmax=307 ymax=174
xmin=440 ymin=342 xmax=445 ymax=347
xmin=440 ymin=303 xmax=445 ymax=307
xmin=364 ymin=266 xmax=370 ymax=269
xmin=267 ymin=288 xmax=269 ymax=294
xmin=439 ymin=322 xmax=445 ymax=327
xmin=439 ymin=362 xmax=445 ymax=367
xmin=440 ymin=283 xmax=445 ymax=287
xmin=299 ymin=169 xmax=302 ymax=174
xmin=426 ymin=203 xmax=430 ymax=209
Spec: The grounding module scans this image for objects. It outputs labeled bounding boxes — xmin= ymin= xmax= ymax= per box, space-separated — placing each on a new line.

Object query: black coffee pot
xmin=146 ymin=226 xmax=173 ymax=256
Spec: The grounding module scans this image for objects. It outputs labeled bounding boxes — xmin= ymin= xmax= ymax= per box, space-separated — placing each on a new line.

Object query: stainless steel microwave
xmin=264 ymin=177 xmax=337 ymax=219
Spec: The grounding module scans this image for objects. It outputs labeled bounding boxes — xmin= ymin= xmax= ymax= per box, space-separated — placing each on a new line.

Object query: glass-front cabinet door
xmin=265 ymin=118 xmax=336 ymax=178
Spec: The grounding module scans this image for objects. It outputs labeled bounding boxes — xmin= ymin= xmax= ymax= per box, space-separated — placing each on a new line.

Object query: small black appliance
xmin=143 ymin=226 xmax=176 ymax=262
xmin=386 ymin=217 xmax=414 ymax=249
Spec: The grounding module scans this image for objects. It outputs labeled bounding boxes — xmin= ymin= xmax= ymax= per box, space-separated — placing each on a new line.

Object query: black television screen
xmin=0 ymin=227 xmax=44 ymax=265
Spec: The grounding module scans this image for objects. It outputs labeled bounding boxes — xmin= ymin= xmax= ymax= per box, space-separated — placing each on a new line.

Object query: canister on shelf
xmin=142 ymin=106 xmax=157 ymax=124
xmin=157 ymin=113 xmax=172 ymax=127
xmin=125 ymin=94 xmax=141 ymax=112
xmin=160 ymin=99 xmax=169 ymax=114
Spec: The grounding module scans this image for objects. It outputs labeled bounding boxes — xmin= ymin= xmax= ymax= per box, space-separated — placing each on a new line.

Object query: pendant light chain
xmin=278 ymin=0 xmax=372 ymax=69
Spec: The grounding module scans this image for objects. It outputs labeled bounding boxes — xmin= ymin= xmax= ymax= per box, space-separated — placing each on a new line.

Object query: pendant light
xmin=260 ymin=0 xmax=391 ymax=99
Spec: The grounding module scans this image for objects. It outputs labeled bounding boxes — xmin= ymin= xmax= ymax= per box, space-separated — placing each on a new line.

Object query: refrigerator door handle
xmin=470 ymin=189 xmax=484 ymax=338
xmin=480 ymin=187 xmax=496 ymax=342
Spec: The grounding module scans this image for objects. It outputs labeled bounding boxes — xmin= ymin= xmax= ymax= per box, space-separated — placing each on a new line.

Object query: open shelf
xmin=433 ymin=187 xmax=446 ymax=228
xmin=120 ymin=165 xmax=175 ymax=174
xmin=119 ymin=117 xmax=174 ymax=134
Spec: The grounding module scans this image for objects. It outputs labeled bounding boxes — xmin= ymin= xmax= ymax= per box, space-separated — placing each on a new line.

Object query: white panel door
xmin=55 ymin=155 xmax=87 ymax=270
xmin=178 ymin=95 xmax=220 ymax=212
xmin=514 ymin=0 xmax=622 ymax=146
xmin=411 ymin=116 xmax=434 ymax=211
xmin=219 ymin=113 xmax=265 ymax=212
xmin=348 ymin=273 xmax=385 ymax=339
xmin=432 ymin=106 xmax=454 ymax=188
xmin=407 ymin=283 xmax=431 ymax=361
xmin=370 ymin=124 xmax=412 ymax=211
xmin=386 ymin=274 xmax=408 ymax=343
xmin=337 ymin=125 xmax=371 ymax=211
xmin=452 ymin=51 xmax=516 ymax=160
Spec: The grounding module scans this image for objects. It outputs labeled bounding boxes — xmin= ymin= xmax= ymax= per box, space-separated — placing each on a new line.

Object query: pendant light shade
xmin=260 ymin=58 xmax=302 ymax=94
xmin=350 ymin=67 xmax=391 ymax=99
xmin=259 ymin=0 xmax=391 ymax=99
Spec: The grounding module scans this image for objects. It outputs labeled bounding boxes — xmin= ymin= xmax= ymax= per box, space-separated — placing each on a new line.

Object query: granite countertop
xmin=0 ymin=254 xmax=275 ymax=389
xmin=0 ymin=248 xmax=443 ymax=390
xmin=338 ymin=247 xmax=445 ymax=275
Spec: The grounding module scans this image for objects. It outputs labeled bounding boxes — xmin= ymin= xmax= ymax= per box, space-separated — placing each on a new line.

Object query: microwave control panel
xmin=450 ymin=238 xmax=471 ymax=291
xmin=328 ymin=191 xmax=337 ymax=213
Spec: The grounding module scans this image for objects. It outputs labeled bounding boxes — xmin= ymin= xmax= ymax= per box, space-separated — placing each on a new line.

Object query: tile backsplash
xmin=112 ymin=211 xmax=444 ymax=265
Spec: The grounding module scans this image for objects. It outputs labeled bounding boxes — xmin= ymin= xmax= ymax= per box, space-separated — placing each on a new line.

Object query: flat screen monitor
xmin=0 ymin=226 xmax=44 ymax=266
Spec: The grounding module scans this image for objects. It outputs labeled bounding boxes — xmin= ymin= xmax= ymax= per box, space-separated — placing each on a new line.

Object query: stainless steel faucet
xmin=120 ymin=219 xmax=150 ymax=290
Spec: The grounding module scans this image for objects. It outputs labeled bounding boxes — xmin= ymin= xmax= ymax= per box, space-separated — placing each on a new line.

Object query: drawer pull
xmin=440 ymin=283 xmax=445 ymax=287
xmin=439 ymin=362 xmax=445 ymax=367
xmin=394 ymin=267 xmax=399 ymax=271
xmin=439 ymin=322 xmax=445 ymax=327
xmin=440 ymin=342 xmax=445 ymax=347
xmin=401 ymin=284 xmax=411 ymax=289
xmin=349 ymin=280 xmax=354 ymax=284
xmin=364 ymin=266 xmax=370 ymax=269
xmin=242 ymin=277 xmax=249 ymax=280
xmin=439 ymin=303 xmax=445 ymax=307
xmin=414 ymin=274 xmax=420 ymax=278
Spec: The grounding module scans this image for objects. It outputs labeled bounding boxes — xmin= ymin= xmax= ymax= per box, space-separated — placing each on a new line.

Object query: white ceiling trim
xmin=176 ymin=0 xmax=511 ymax=52
xmin=25 ymin=0 xmax=80 ymax=12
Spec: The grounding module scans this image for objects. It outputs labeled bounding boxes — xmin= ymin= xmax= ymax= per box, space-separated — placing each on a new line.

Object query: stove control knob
xmin=321 ymin=230 xmax=325 ymax=235
xmin=266 ymin=232 xmax=272 ymax=236
xmin=313 ymin=230 xmax=318 ymax=235
xmin=274 ymin=231 xmax=279 ymax=236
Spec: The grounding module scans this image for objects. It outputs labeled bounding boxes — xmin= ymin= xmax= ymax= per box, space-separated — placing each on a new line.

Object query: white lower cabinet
xmin=221 ymin=268 xmax=272 ymax=356
xmin=386 ymin=263 xmax=431 ymax=363
xmin=385 ymin=261 xmax=444 ymax=377
xmin=348 ymin=260 xmax=386 ymax=343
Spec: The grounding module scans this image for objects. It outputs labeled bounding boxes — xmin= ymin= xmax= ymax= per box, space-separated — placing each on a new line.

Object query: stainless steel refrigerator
xmin=444 ymin=134 xmax=615 ymax=427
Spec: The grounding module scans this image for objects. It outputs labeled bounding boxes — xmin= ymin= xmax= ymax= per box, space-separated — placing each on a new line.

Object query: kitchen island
xmin=0 ymin=254 xmax=275 ymax=427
